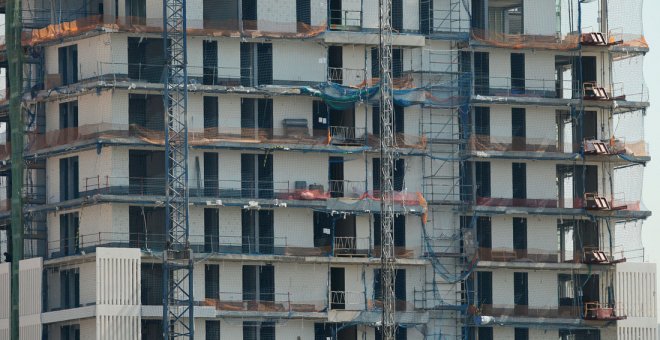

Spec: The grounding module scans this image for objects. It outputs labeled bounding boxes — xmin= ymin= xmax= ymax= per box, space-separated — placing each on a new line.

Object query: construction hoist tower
xmin=162 ymin=0 xmax=194 ymax=338
xmin=378 ymin=0 xmax=397 ymax=338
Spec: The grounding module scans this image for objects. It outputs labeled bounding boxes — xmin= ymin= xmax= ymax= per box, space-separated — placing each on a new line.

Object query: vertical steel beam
xmin=162 ymin=0 xmax=194 ymax=338
xmin=6 ymin=0 xmax=24 ymax=339
xmin=378 ymin=0 xmax=396 ymax=338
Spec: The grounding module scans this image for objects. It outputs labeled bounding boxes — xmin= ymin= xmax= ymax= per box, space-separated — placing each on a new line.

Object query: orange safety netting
xmin=471 ymin=29 xmax=580 ymax=50
xmin=18 ymin=124 xmax=427 ymax=156
xmin=17 ymin=15 xmax=328 ymax=48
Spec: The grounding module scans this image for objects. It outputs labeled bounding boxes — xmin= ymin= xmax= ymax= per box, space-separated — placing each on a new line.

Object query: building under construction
xmin=0 ymin=0 xmax=656 ymax=339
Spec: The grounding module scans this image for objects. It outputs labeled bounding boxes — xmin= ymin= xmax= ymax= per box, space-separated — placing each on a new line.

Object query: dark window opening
xmin=296 ymin=0 xmax=312 ymax=29
xmin=313 ymin=101 xmax=329 ymax=136
xmin=474 ymin=107 xmax=490 ymax=136
xmin=59 ymin=101 xmax=79 ymax=129
xmin=376 ymin=327 xmax=407 ymax=340
xmin=129 ymin=206 xmax=166 ymax=251
xmin=329 ymin=156 xmax=345 ymax=198
xmin=512 ymin=108 xmax=526 ymax=150
xmin=514 ymin=272 xmax=529 ymax=312
xmin=419 ymin=0 xmax=433 ymax=34
xmin=203 ymin=40 xmax=219 ymax=85
xmin=330 ymin=267 xmax=346 ymax=309
xmin=203 ymin=0 xmax=239 ymax=30
xmin=205 ymin=264 xmax=220 ymax=299
xmin=392 ymin=0 xmax=403 ymax=32
xmin=59 ymin=156 xmax=79 ymax=201
xmin=141 ymin=263 xmax=165 ymax=305
xmin=373 ymin=158 xmax=405 ymax=192
xmin=559 ymin=329 xmax=601 ymax=340
xmin=489 ymin=0 xmax=523 ymax=34
xmin=374 ymin=214 xmax=406 ymax=248
xmin=477 ymin=217 xmax=492 ymax=254
xmin=328 ymin=45 xmax=343 ymax=83
xmin=511 ymin=53 xmax=525 ymax=93
xmin=514 ymin=328 xmax=529 ymax=340
xmin=242 ymin=209 xmax=274 ymax=254
xmin=476 ymin=271 xmax=492 ymax=306
xmin=242 ymin=265 xmax=275 ymax=302
xmin=240 ymin=154 xmax=274 ymax=199
xmin=242 ymin=0 xmax=258 ymax=30
xmin=513 ymin=217 xmax=527 ymax=258
xmin=206 ymin=320 xmax=221 ymax=340
xmin=240 ymin=43 xmax=272 ymax=86
xmin=60 ymin=324 xmax=81 ymax=340
xmin=477 ymin=327 xmax=493 ymax=340
xmin=127 ymin=37 xmax=166 ymax=83
xmin=126 ymin=0 xmax=146 ymax=24
xmin=471 ymin=0 xmax=486 ymax=29
xmin=372 ymin=48 xmax=403 ymax=79
xmin=333 ymin=215 xmax=357 ymax=255
xmin=60 ymin=268 xmax=80 ymax=309
xmin=374 ymin=269 xmax=406 ymax=311
xmin=129 ymin=94 xmax=165 ymax=131
xmin=59 ymin=213 xmax=80 ymax=256
xmin=129 ymin=150 xmax=166 ymax=195
xmin=512 ymin=163 xmax=526 ymax=199
xmin=204 ymin=152 xmax=219 ymax=196
xmin=313 ymin=212 xmax=332 ymax=248
xmin=243 ymin=321 xmax=275 ymax=340
xmin=204 ymin=208 xmax=220 ymax=253
xmin=474 ymin=52 xmax=489 ymax=95
xmin=141 ymin=320 xmax=164 ymax=340
xmin=330 ymin=106 xmax=360 ymax=145
xmin=58 ymin=45 xmax=78 ymax=86
xmin=475 ymin=161 xmax=490 ymax=198
xmin=241 ymin=98 xmax=273 ymax=137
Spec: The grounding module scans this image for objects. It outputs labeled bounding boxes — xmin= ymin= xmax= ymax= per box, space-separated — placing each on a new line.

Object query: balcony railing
xmin=328 ymin=180 xmax=366 ymax=198
xmin=98 ymin=62 xmax=252 ymax=87
xmin=202 ymin=292 xmax=325 ymax=313
xmin=327 ymin=67 xmax=368 ymax=86
xmin=475 ymin=195 xmax=641 ymax=212
xmin=328 ymin=9 xmax=362 ymax=31
xmin=471 ymin=29 xmax=580 ymax=50
xmin=478 ymin=304 xmax=582 ymax=319
xmin=329 ymin=290 xmax=366 ymax=310
xmin=45 ymin=232 xmax=421 ymax=260
xmin=329 ymin=126 xmax=367 ymax=145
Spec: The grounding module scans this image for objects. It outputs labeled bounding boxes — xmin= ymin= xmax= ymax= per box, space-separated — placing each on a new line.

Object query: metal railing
xmin=327 ymin=67 xmax=367 ymax=86
xmin=328 ymin=180 xmax=367 ymax=198
xmin=44 ymin=231 xmax=423 ymax=261
xmin=328 ymin=9 xmax=362 ymax=30
xmin=96 ymin=62 xmax=252 ymax=87
xmin=329 ymin=126 xmax=367 ymax=145
xmin=329 ymin=290 xmax=366 ymax=310
xmin=203 ymin=291 xmax=324 ymax=313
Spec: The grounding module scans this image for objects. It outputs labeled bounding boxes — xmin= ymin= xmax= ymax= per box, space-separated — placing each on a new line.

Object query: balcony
xmin=46 ymin=232 xmax=419 ymax=260
xmin=470 ymin=29 xmax=579 ymax=51
xmin=202 ymin=292 xmax=324 ymax=314
xmin=98 ymin=63 xmax=250 ymax=87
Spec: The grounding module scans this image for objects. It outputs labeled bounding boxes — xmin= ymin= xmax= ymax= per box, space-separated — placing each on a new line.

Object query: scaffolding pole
xmin=6 ymin=0 xmax=24 ymax=339
xmin=162 ymin=0 xmax=194 ymax=338
xmin=378 ymin=0 xmax=396 ymax=338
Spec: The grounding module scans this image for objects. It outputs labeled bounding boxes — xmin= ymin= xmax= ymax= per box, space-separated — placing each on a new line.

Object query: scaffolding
xmin=0 ymin=0 xmax=652 ymax=338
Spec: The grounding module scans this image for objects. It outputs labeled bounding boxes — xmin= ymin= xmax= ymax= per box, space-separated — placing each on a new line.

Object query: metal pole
xmin=378 ymin=0 xmax=396 ymax=338
xmin=162 ymin=0 xmax=194 ymax=337
xmin=6 ymin=0 xmax=24 ymax=338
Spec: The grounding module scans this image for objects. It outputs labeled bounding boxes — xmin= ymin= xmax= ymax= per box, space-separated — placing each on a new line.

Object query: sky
xmin=640 ymin=0 xmax=660 ymax=316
